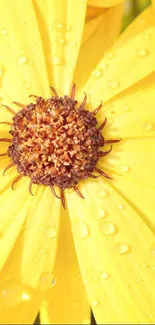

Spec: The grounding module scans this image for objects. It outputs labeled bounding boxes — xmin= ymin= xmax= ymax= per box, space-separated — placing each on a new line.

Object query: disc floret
xmin=0 ymin=85 xmax=120 ymax=208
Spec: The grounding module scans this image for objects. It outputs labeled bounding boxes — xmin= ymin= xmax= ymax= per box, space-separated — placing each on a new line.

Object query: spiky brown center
xmin=8 ymin=95 xmax=105 ymax=190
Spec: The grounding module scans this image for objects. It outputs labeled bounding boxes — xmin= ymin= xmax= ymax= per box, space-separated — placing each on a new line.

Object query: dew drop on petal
xmin=91 ymin=300 xmax=99 ymax=307
xmin=107 ymin=80 xmax=120 ymax=89
xmin=118 ymin=204 xmax=124 ymax=211
xmin=100 ymin=271 xmax=109 ymax=280
xmin=1 ymin=28 xmax=8 ymax=35
xmin=104 ymin=51 xmax=114 ymax=58
xmin=0 ymin=281 xmax=31 ymax=306
xmin=136 ymin=48 xmax=149 ymax=57
xmin=142 ymin=121 xmax=153 ymax=131
xmin=18 ymin=55 xmax=28 ymax=65
xmin=100 ymin=221 xmax=116 ymax=235
xmin=119 ymin=165 xmax=129 ymax=173
xmin=114 ymin=243 xmax=130 ymax=255
xmin=149 ymin=244 xmax=155 ymax=258
xmin=73 ymin=220 xmax=89 ymax=239
xmin=52 ymin=278 xmax=56 ymax=286
xmin=141 ymin=263 xmax=147 ymax=269
xmin=97 ymin=189 xmax=107 ymax=198
xmin=45 ymin=226 xmax=57 ymax=238
xmin=40 ymin=272 xmax=54 ymax=290
xmin=91 ymin=69 xmax=102 ymax=79
xmin=100 ymin=62 xmax=108 ymax=69
xmin=94 ymin=208 xmax=106 ymax=220
xmin=52 ymin=56 xmax=61 ymax=65
xmin=0 ymin=65 xmax=4 ymax=78
xmin=24 ymin=82 xmax=31 ymax=89
xmin=20 ymin=20 xmax=25 ymax=25
xmin=124 ymin=106 xmax=131 ymax=112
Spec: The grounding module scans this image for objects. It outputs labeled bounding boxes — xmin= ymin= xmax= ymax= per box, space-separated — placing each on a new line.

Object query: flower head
xmin=0 ymin=0 xmax=155 ymax=324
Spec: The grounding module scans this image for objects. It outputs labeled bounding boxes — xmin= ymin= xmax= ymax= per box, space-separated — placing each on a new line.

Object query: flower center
xmin=0 ymin=85 xmax=120 ymax=208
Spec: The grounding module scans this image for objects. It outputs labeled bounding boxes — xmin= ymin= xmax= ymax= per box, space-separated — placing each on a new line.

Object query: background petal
xmin=88 ymin=0 xmax=124 ymax=8
xmin=40 ymin=210 xmax=90 ymax=324
xmin=32 ymin=0 xmax=87 ymax=95
xmin=74 ymin=4 xmax=123 ymax=90
xmin=79 ymin=6 xmax=155 ymax=107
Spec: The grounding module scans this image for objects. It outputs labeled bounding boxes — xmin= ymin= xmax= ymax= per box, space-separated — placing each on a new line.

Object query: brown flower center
xmin=0 ymin=85 xmax=120 ymax=208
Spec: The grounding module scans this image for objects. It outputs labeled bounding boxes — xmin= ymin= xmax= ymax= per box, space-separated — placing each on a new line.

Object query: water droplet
xmin=84 ymin=279 xmax=89 ymax=284
xmin=114 ymin=243 xmax=130 ymax=255
xmin=124 ymin=106 xmax=131 ymax=112
xmin=100 ymin=271 xmax=109 ymax=280
xmin=52 ymin=56 xmax=61 ymax=65
xmin=104 ymin=51 xmax=114 ymax=58
xmin=20 ymin=20 xmax=25 ymax=25
xmin=91 ymin=69 xmax=102 ymax=79
xmin=141 ymin=263 xmax=147 ymax=269
xmin=143 ymin=34 xmax=150 ymax=40
xmin=40 ymin=272 xmax=54 ymax=290
xmin=45 ymin=226 xmax=57 ymax=238
xmin=52 ymin=278 xmax=56 ymax=286
xmin=137 ymin=48 xmax=149 ymax=57
xmin=0 ymin=281 xmax=31 ymax=306
xmin=107 ymin=80 xmax=120 ymax=89
xmin=142 ymin=122 xmax=153 ymax=131
xmin=136 ymin=277 xmax=142 ymax=283
xmin=24 ymin=82 xmax=31 ymax=89
xmin=149 ymin=244 xmax=155 ymax=258
xmin=18 ymin=55 xmax=28 ymax=65
xmin=0 ymin=65 xmax=4 ymax=78
xmin=95 ymin=208 xmax=106 ymax=220
xmin=91 ymin=300 xmax=99 ymax=307
xmin=118 ymin=204 xmax=124 ymax=210
xmin=100 ymin=221 xmax=116 ymax=235
xmin=119 ymin=165 xmax=129 ymax=173
xmin=97 ymin=189 xmax=107 ymax=198
xmin=65 ymin=24 xmax=72 ymax=32
xmin=1 ymin=28 xmax=8 ymax=35
xmin=100 ymin=62 xmax=108 ymax=69
xmin=57 ymin=37 xmax=65 ymax=45
xmin=68 ymin=40 xmax=77 ymax=47
xmin=73 ymin=220 xmax=89 ymax=239
xmin=123 ymin=284 xmax=130 ymax=289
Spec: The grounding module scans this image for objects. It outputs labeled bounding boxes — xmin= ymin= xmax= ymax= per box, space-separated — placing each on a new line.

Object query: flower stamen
xmin=0 ymin=138 xmax=12 ymax=143
xmin=2 ymin=104 xmax=16 ymax=115
xmin=3 ymin=162 xmax=14 ymax=175
xmin=73 ymin=186 xmax=85 ymax=199
xmin=0 ymin=121 xmax=12 ymax=126
xmin=12 ymin=174 xmax=23 ymax=190
xmin=92 ymin=101 xmax=103 ymax=116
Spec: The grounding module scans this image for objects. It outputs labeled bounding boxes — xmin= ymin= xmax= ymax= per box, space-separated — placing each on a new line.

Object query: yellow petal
xmin=0 ymin=186 xmax=60 ymax=288
xmin=0 ymin=287 xmax=42 ymax=325
xmin=33 ymin=0 xmax=87 ymax=95
xmin=86 ymin=6 xmax=105 ymax=21
xmin=0 ymin=178 xmax=32 ymax=270
xmin=75 ymin=4 xmax=123 ymax=90
xmin=40 ymin=209 xmax=90 ymax=325
xmin=81 ymin=6 xmax=155 ymax=107
xmin=66 ymin=180 xmax=155 ymax=324
xmin=88 ymin=0 xmax=124 ymax=7
xmin=97 ymin=73 xmax=155 ymax=231
xmin=0 ymin=0 xmax=50 ymax=107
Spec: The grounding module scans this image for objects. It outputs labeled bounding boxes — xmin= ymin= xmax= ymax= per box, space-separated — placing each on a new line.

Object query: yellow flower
xmin=0 ymin=0 xmax=155 ymax=324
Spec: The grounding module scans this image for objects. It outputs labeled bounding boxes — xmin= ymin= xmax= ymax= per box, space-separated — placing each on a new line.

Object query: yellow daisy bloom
xmin=0 ymin=0 xmax=155 ymax=325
